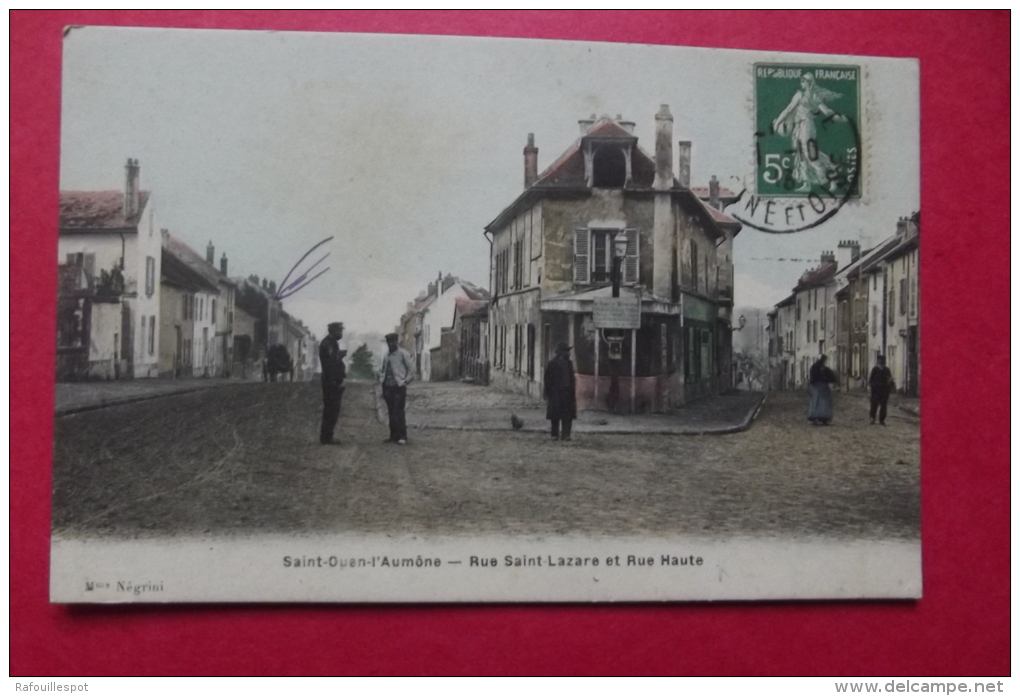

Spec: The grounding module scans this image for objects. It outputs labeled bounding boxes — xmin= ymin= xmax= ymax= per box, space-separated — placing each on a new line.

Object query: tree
xmin=349 ymin=343 xmax=375 ymax=379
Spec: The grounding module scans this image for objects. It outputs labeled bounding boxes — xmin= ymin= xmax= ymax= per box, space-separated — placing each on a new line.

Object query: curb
xmin=55 ymin=382 xmax=248 ymax=417
xmin=405 ymin=392 xmax=768 ymax=437
xmin=710 ymin=392 xmax=768 ymax=435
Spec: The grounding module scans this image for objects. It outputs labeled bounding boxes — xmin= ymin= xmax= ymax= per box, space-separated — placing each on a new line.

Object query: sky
xmin=59 ymin=27 xmax=920 ymax=338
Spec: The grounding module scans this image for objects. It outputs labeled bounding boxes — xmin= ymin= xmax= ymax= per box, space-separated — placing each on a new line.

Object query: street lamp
xmin=611 ymin=230 xmax=628 ymax=298
xmin=607 ymin=230 xmax=630 ymax=412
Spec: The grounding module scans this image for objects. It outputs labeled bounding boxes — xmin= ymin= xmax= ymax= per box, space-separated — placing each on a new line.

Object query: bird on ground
xmin=510 ymin=412 xmax=524 ymax=431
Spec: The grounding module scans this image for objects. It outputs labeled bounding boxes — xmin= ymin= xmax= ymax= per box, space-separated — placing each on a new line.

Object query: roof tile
xmin=60 ymin=191 xmax=151 ymax=230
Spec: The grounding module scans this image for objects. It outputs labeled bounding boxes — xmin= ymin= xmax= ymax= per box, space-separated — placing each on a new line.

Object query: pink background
xmin=11 ymin=11 xmax=1009 ymax=676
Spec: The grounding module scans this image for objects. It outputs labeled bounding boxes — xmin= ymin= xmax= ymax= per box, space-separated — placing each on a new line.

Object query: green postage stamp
xmin=754 ymin=64 xmax=861 ymax=201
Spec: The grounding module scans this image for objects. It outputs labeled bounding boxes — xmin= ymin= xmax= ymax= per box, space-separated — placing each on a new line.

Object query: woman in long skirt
xmin=807 ymin=355 xmax=837 ymax=425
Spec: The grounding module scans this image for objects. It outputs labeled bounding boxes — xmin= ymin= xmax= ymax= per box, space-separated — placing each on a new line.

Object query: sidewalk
xmin=381 ymin=382 xmax=766 ymax=436
xmin=54 ymin=378 xmax=245 ymax=416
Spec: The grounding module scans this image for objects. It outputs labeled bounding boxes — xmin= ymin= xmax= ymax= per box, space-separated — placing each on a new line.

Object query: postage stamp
xmin=733 ymin=63 xmax=863 ymax=234
xmin=49 ymin=27 xmax=921 ymax=603
xmin=755 ymin=64 xmax=861 ymax=200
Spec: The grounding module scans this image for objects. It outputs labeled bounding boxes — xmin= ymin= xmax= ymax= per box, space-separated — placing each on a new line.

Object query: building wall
xmin=490 ymin=202 xmax=544 ymax=295
xmin=233 ymin=305 xmax=256 ymax=347
xmin=191 ymin=289 xmax=218 ymax=376
xmin=488 ymin=288 xmax=543 ymax=397
xmin=675 ymin=204 xmax=720 ymax=300
xmin=884 ymin=248 xmax=920 ymax=395
xmin=907 ymin=246 xmax=920 ymax=395
xmin=847 ymin=275 xmax=870 ymax=392
xmin=88 ymin=299 xmax=123 ymax=379
xmin=540 ymin=192 xmax=655 ymax=296
xmin=430 ymin=329 xmax=457 ymax=382
xmin=489 ymin=198 xmax=549 ymax=395
xmin=158 ymin=283 xmax=193 ymax=377
xmin=865 ymin=270 xmax=885 ymax=376
xmin=823 ymin=283 xmax=840 ymax=370
xmin=457 ymin=314 xmax=488 ymax=383
xmin=791 ymin=279 xmax=834 ymax=387
xmin=770 ymin=303 xmax=797 ymax=389
xmin=215 ymin=281 xmax=235 ymax=377
xmin=57 ymin=235 xmax=125 ymax=283
xmin=131 ymin=200 xmax=162 ymax=377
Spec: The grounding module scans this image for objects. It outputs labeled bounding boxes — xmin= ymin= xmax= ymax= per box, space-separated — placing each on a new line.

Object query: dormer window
xmin=582 ymin=137 xmax=635 ymax=188
xmin=592 ymin=146 xmax=628 ymax=187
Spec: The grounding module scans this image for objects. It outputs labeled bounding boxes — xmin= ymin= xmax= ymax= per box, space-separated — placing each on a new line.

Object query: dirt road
xmin=52 ymin=382 xmax=920 ymax=540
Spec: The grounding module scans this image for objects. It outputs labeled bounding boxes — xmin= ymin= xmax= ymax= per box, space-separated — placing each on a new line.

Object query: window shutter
xmin=624 ymin=228 xmax=639 ymax=284
xmin=690 ymin=240 xmax=699 ymax=290
xmin=573 ymin=228 xmax=590 ymax=284
xmin=510 ymin=242 xmax=517 ymax=290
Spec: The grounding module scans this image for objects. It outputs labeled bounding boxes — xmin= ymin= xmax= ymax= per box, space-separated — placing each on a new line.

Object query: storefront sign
xmin=593 ymin=297 xmax=641 ymax=329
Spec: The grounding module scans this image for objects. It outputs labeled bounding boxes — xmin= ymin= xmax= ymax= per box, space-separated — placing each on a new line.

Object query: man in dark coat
xmin=543 ymin=342 xmax=577 ymax=441
xmin=868 ymin=354 xmax=894 ymax=425
xmin=319 ymin=322 xmax=347 ymax=444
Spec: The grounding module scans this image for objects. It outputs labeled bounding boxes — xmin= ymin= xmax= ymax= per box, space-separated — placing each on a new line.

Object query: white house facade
xmin=58 ymin=158 xmax=162 ymax=378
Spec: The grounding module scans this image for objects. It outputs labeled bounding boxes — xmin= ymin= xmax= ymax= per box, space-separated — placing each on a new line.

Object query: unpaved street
xmin=52 ymin=382 xmax=920 ymax=540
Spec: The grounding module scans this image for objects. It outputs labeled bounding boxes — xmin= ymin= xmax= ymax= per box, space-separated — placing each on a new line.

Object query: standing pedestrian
xmin=544 ymin=342 xmax=577 ymax=441
xmin=807 ymin=354 xmax=837 ymax=425
xmin=868 ymin=354 xmax=895 ymax=425
xmin=319 ymin=322 xmax=347 ymax=445
xmin=379 ymin=333 xmax=414 ymax=445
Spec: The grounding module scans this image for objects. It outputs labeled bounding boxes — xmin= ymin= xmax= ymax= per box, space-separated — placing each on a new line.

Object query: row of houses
xmin=766 ymin=213 xmax=920 ymax=396
xmin=56 ymin=159 xmax=317 ymax=382
xmin=396 ymin=107 xmax=743 ymax=414
xmin=396 ymin=273 xmax=490 ymax=383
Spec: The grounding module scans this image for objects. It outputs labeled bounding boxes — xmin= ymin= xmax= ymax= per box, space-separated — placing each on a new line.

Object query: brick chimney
xmin=709 ymin=175 xmax=721 ymax=210
xmin=124 ymin=158 xmax=140 ymax=218
xmin=676 ymin=141 xmax=692 ymax=189
xmin=578 ymin=113 xmax=596 ymax=134
xmin=616 ymin=114 xmax=636 ymax=134
xmin=206 ymin=240 xmax=215 ymax=265
xmin=896 ymin=216 xmax=908 ymax=238
xmin=523 ymin=133 xmax=538 ymax=188
xmin=220 ymin=252 xmax=228 ymax=276
xmin=820 ymin=250 xmax=836 ymax=266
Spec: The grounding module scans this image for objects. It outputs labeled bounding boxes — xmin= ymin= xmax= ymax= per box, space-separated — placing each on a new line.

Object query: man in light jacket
xmin=379 ymin=333 xmax=415 ymax=445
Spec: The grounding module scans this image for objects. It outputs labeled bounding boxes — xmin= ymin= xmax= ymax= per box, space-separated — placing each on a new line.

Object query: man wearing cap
xmin=319 ymin=322 xmax=347 ymax=445
xmin=379 ymin=333 xmax=415 ymax=445
xmin=544 ymin=342 xmax=577 ymax=441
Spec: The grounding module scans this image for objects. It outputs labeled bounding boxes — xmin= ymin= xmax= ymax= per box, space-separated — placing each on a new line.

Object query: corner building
xmin=485 ymin=108 xmax=741 ymax=412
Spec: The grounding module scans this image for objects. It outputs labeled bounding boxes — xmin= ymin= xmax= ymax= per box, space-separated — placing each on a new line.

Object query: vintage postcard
xmin=51 ymin=27 xmax=920 ymax=602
